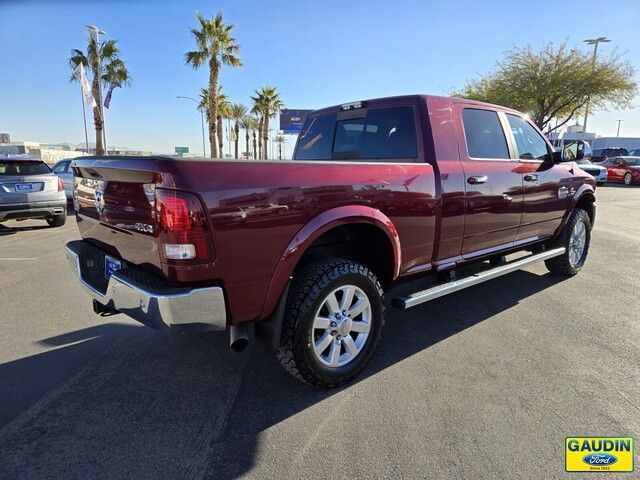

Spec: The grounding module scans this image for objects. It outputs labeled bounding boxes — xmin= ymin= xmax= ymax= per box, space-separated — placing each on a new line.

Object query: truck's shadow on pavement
xmin=0 ymin=269 xmax=564 ymax=480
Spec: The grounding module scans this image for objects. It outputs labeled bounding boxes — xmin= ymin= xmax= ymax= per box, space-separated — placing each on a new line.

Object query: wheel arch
xmin=259 ymin=206 xmax=401 ymax=321
xmin=555 ymin=185 xmax=596 ymax=237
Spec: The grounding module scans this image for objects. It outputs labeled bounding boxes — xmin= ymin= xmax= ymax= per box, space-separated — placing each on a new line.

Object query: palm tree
xmin=197 ymin=87 xmax=210 ymax=122
xmin=240 ymin=115 xmax=254 ymax=159
xmin=250 ymin=103 xmax=264 ymax=159
xmin=69 ymin=38 xmax=130 ymax=156
xmin=229 ymin=103 xmax=248 ymax=158
xmin=251 ymin=91 xmax=267 ymax=158
xmin=216 ymin=90 xmax=231 ymax=158
xmin=251 ymin=86 xmax=283 ymax=159
xmin=274 ymin=135 xmax=286 ymax=160
xmin=185 ymin=11 xmax=242 ymax=158
xmin=248 ymin=116 xmax=260 ymax=159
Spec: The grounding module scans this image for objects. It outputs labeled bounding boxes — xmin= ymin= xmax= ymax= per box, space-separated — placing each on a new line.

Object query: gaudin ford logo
xmin=583 ymin=453 xmax=617 ymax=466
xmin=566 ymin=437 xmax=633 ymax=472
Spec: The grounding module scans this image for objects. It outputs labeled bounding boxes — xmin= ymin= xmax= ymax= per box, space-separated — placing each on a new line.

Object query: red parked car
xmin=601 ymin=156 xmax=640 ymax=185
xmin=65 ymin=95 xmax=596 ymax=387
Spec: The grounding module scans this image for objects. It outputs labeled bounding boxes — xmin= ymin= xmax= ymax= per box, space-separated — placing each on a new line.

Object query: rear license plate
xmin=104 ymin=255 xmax=122 ymax=279
xmin=15 ymin=183 xmax=33 ymax=192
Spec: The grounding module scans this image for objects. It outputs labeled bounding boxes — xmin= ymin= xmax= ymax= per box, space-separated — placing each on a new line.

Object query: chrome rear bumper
xmin=65 ymin=240 xmax=227 ymax=331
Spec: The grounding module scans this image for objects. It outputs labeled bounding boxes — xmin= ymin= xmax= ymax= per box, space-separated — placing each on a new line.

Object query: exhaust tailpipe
xmin=229 ymin=325 xmax=250 ymax=353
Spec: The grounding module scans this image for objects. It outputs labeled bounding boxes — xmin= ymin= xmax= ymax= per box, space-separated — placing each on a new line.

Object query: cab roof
xmin=308 ymin=94 xmax=524 ymax=118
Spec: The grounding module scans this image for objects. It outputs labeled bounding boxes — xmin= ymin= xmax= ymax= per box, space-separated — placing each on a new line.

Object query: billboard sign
xmin=174 ymin=146 xmax=189 ymax=155
xmin=280 ymin=109 xmax=312 ymax=135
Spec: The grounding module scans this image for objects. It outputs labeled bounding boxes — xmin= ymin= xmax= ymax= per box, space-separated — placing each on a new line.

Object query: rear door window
xmin=461 ymin=109 xmax=510 ymax=159
xmin=0 ymin=161 xmax=51 ymax=175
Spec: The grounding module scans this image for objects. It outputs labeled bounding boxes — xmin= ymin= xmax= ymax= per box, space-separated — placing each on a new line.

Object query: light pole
xmin=616 ymin=119 xmax=624 ymax=137
xmin=582 ymin=37 xmax=611 ymax=132
xmin=177 ymin=96 xmax=207 ymax=157
xmin=86 ymin=25 xmax=107 ymax=154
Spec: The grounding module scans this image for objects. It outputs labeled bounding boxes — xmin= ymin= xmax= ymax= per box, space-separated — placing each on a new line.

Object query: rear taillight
xmin=57 ymin=176 xmax=64 ymax=192
xmin=155 ymin=189 xmax=213 ymax=263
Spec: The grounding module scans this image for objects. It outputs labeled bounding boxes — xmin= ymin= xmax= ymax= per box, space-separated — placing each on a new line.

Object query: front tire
xmin=624 ymin=172 xmax=633 ymax=186
xmin=545 ymin=208 xmax=591 ymax=276
xmin=46 ymin=210 xmax=67 ymax=228
xmin=276 ymin=258 xmax=385 ymax=388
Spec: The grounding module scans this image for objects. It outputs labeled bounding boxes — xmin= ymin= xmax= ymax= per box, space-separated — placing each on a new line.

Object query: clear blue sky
xmin=1 ymin=0 xmax=639 ymax=156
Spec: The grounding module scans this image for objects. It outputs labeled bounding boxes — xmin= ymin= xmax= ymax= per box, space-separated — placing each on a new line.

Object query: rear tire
xmin=544 ymin=208 xmax=591 ymax=276
xmin=624 ymin=172 xmax=632 ymax=186
xmin=276 ymin=258 xmax=384 ymax=388
xmin=46 ymin=210 xmax=67 ymax=228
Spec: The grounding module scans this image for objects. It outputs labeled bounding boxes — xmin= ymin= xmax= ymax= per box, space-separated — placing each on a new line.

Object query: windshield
xmin=576 ymin=159 xmax=592 ymax=165
xmin=605 ymin=148 xmax=628 ymax=156
xmin=0 ymin=160 xmax=51 ymax=176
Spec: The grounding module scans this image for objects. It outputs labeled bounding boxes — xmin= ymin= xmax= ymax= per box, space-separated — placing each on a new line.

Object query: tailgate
xmin=72 ymin=157 xmax=215 ymax=282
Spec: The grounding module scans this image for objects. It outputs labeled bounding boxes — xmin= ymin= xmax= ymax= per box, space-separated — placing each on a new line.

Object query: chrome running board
xmin=393 ymin=247 xmax=566 ymax=310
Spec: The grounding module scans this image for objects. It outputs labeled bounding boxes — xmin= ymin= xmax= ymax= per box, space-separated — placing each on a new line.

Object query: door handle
xmin=467 ymin=175 xmax=488 ymax=185
xmin=524 ymin=174 xmax=539 ymax=182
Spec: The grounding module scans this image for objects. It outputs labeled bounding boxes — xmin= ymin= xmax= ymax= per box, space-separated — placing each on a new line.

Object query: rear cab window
xmin=294 ymin=105 xmax=417 ymax=161
xmin=0 ymin=160 xmax=51 ymax=175
xmin=294 ymin=113 xmax=337 ymax=160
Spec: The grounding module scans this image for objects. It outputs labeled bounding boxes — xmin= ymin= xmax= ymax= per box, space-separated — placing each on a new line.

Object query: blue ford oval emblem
xmin=582 ymin=453 xmax=617 ymax=466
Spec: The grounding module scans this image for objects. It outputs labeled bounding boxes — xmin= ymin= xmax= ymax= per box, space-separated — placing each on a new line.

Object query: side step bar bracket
xmin=392 ymin=247 xmax=565 ymax=310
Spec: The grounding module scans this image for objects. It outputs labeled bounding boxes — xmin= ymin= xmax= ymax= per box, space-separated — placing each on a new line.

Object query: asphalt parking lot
xmin=0 ymin=185 xmax=639 ymax=479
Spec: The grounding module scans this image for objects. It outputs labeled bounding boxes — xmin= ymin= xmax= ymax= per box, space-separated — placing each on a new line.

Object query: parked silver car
xmin=0 ymin=156 xmax=67 ymax=227
xmin=575 ymin=159 xmax=608 ymax=185
xmin=51 ymin=159 xmax=75 ymax=200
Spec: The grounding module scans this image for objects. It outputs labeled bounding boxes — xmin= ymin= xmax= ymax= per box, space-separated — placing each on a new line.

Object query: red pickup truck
xmin=66 ymin=95 xmax=596 ymax=387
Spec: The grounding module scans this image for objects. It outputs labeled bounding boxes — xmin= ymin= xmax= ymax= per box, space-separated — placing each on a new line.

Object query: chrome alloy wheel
xmin=568 ymin=220 xmax=587 ymax=267
xmin=311 ymin=285 xmax=372 ymax=368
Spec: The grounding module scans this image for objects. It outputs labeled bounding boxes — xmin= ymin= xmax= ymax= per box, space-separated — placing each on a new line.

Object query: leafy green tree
xmin=453 ymin=42 xmax=636 ymax=132
xmin=229 ymin=103 xmax=248 ymax=158
xmin=69 ymin=38 xmax=131 ymax=155
xmin=252 ymin=86 xmax=283 ymax=158
xmin=185 ymin=11 xmax=242 ymax=157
